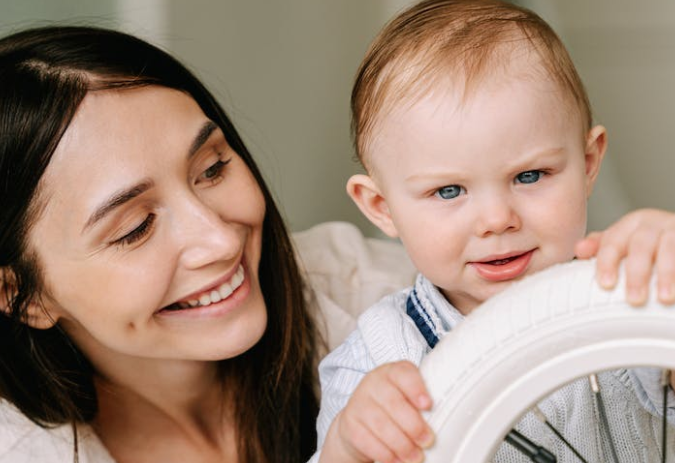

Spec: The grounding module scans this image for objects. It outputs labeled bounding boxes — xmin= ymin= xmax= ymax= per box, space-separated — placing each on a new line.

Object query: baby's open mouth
xmin=485 ymin=255 xmax=520 ymax=265
xmin=470 ymin=250 xmax=535 ymax=282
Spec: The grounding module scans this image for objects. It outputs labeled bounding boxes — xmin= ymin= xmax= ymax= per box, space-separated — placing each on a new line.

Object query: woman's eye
xmin=198 ymin=157 xmax=231 ymax=184
xmin=113 ymin=214 xmax=156 ymax=247
xmin=435 ymin=185 xmax=465 ymax=200
xmin=515 ymin=170 xmax=543 ymax=184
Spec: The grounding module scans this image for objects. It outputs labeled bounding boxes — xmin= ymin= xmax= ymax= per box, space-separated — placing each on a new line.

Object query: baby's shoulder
xmin=358 ymin=285 xmax=412 ymax=326
xmin=354 ymin=285 xmax=428 ymax=366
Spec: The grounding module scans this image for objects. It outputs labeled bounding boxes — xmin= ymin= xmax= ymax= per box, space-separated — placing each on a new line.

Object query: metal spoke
xmin=661 ymin=369 xmax=670 ymax=463
xmin=504 ymin=428 xmax=557 ymax=463
xmin=532 ymin=406 xmax=589 ymax=463
xmin=589 ymin=374 xmax=620 ymax=463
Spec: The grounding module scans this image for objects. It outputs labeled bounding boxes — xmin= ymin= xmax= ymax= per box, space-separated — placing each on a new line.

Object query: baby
xmin=312 ymin=1 xmax=675 ymax=462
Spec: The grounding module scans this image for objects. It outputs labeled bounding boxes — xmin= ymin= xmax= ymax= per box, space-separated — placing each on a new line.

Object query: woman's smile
xmin=158 ymin=263 xmax=250 ymax=319
xmin=171 ymin=263 xmax=245 ymax=310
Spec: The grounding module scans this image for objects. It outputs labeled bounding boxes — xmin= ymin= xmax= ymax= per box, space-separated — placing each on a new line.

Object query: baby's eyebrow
xmin=405 ymin=170 xmax=467 ymax=183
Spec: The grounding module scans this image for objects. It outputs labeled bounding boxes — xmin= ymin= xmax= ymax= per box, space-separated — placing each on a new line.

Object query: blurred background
xmin=1 ymin=0 xmax=673 ymax=237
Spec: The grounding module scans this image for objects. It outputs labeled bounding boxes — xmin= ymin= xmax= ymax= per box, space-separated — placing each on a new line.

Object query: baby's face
xmin=366 ymin=72 xmax=605 ymax=314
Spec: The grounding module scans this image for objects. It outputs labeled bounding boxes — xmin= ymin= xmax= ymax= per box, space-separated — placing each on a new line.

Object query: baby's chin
xmin=441 ymin=284 xmax=508 ymax=316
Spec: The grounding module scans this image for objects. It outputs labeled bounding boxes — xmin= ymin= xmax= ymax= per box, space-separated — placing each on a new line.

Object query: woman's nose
xmin=174 ymin=198 xmax=240 ymax=270
xmin=473 ymin=193 xmax=521 ymax=237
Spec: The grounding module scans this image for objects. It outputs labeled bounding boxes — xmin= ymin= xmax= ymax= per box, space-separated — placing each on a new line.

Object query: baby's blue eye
xmin=516 ymin=170 xmax=542 ymax=184
xmin=435 ymin=185 xmax=464 ymax=200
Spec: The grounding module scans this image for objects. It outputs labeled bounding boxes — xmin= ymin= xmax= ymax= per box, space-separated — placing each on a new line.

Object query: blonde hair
xmin=351 ymin=0 xmax=592 ymax=168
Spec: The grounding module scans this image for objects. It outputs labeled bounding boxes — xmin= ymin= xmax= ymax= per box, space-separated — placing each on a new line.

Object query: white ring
xmin=420 ymin=259 xmax=675 ymax=463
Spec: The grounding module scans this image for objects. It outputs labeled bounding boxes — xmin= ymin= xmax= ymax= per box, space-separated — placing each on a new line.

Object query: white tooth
xmin=232 ymin=269 xmax=244 ymax=288
xmin=219 ymin=282 xmax=233 ymax=299
xmin=179 ymin=302 xmax=190 ymax=309
xmin=199 ymin=294 xmax=211 ymax=307
xmin=188 ymin=299 xmax=200 ymax=308
xmin=210 ymin=290 xmax=222 ymax=303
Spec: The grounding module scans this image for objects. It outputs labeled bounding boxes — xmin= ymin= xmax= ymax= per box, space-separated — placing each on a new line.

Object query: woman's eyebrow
xmin=81 ymin=121 xmax=220 ymax=234
xmin=82 ymin=181 xmax=154 ymax=233
xmin=188 ymin=120 xmax=218 ymax=159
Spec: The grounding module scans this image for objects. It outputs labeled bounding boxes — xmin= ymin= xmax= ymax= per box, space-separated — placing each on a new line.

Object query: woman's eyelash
xmin=110 ymin=157 xmax=231 ymax=248
xmin=201 ymin=157 xmax=232 ymax=182
xmin=113 ymin=213 xmax=156 ymax=247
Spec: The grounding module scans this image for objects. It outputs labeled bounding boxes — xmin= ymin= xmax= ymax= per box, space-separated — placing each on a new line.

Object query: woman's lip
xmin=469 ymin=249 xmax=535 ymax=282
xmin=171 ymin=261 xmax=243 ymax=306
xmin=157 ymin=272 xmax=251 ymax=319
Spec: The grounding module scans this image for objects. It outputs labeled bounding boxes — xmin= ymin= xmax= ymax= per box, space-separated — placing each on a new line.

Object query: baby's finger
xmin=343 ymin=418 xmax=402 ymax=463
xmin=594 ymin=237 xmax=623 ymax=289
xmin=384 ymin=361 xmax=433 ymax=410
xmin=574 ymin=231 xmax=602 ymax=259
xmin=355 ymin=404 xmax=425 ymax=463
xmin=656 ymin=231 xmax=675 ymax=305
xmin=623 ymin=228 xmax=658 ymax=306
xmin=373 ymin=376 xmax=434 ymax=449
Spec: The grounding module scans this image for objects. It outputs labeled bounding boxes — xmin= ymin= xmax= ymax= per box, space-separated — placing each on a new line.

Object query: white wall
xmin=166 ymin=0 xmax=675 ymax=234
xmin=519 ymin=0 xmax=675 ymax=231
xmin=2 ymin=0 xmax=673 ymax=235
xmin=0 ymin=0 xmax=118 ymax=34
xmin=166 ymin=1 xmax=410 ymax=236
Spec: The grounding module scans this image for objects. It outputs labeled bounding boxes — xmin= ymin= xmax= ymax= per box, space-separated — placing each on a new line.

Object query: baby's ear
xmin=346 ymin=174 xmax=399 ymax=238
xmin=0 ymin=267 xmax=56 ymax=330
xmin=584 ymin=125 xmax=608 ymax=196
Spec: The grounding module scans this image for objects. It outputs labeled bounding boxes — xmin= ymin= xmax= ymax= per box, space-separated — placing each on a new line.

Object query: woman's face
xmin=27 ymin=86 xmax=268 ymax=367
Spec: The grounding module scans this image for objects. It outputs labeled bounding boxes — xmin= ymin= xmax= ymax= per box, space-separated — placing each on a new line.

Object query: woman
xmin=0 ymin=25 xmax=320 ymax=463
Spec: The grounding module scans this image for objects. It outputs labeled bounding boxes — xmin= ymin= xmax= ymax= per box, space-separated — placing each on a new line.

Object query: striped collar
xmin=405 ymin=273 xmax=465 ymax=349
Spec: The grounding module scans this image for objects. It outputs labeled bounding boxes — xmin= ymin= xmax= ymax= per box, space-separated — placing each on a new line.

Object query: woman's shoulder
xmin=0 ymin=400 xmax=114 ymax=463
xmin=293 ymin=221 xmax=416 ymax=352
xmin=293 ymin=221 xmax=415 ymax=315
xmin=0 ymin=399 xmax=73 ymax=462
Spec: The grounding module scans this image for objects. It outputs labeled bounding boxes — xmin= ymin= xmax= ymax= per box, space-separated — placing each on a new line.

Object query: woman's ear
xmin=0 ymin=267 xmax=56 ymax=330
xmin=584 ymin=125 xmax=608 ymax=197
xmin=346 ymin=174 xmax=399 ymax=238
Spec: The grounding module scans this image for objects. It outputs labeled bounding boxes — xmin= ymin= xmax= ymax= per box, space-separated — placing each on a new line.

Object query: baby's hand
xmin=320 ymin=360 xmax=434 ymax=463
xmin=575 ymin=208 xmax=675 ymax=306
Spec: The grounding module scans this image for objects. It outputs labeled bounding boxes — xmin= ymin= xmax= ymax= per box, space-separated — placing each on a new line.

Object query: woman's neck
xmin=92 ymin=359 xmax=237 ymax=463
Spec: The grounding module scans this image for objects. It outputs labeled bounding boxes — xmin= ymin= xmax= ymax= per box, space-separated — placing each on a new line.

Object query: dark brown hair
xmin=0 ymin=25 xmax=319 ymax=463
xmin=351 ymin=0 xmax=591 ymax=168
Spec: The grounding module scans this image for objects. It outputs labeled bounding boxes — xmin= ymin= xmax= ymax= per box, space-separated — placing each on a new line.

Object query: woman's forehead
xmin=37 ymin=87 xmax=212 ymax=218
xmin=48 ymin=88 xmax=206 ymax=171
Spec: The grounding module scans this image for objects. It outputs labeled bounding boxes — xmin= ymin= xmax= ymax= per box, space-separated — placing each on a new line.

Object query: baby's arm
xmin=319 ymin=361 xmax=433 ymax=463
xmin=575 ymin=208 xmax=675 ymax=306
